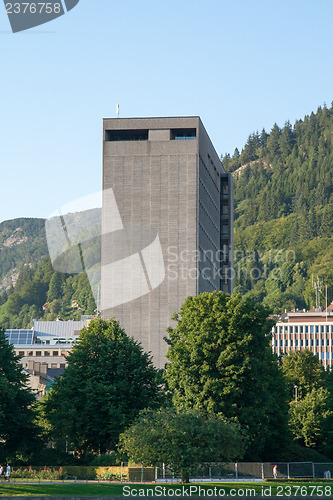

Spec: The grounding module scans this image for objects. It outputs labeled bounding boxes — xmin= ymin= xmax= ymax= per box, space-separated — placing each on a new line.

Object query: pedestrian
xmin=0 ymin=465 xmax=3 ymax=480
xmin=273 ymin=464 xmax=278 ymax=479
xmin=5 ymin=464 xmax=11 ymax=481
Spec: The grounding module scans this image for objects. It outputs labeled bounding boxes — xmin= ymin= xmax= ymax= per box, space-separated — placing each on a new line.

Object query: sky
xmin=1 ymin=0 xmax=333 ymax=223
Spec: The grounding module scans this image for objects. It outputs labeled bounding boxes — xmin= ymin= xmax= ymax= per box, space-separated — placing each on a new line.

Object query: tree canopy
xmin=281 ymin=350 xmax=333 ymax=456
xmin=119 ymin=408 xmax=246 ymax=483
xmin=0 ymin=329 xmax=37 ymax=460
xmin=281 ymin=349 xmax=329 ymax=399
xmin=43 ymin=318 xmax=164 ymax=456
xmin=165 ymin=291 xmax=289 ymax=460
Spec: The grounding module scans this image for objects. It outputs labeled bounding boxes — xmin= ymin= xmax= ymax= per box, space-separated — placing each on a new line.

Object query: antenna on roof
xmin=117 ymin=103 xmax=120 ymax=118
xmin=313 ymin=276 xmax=323 ymax=310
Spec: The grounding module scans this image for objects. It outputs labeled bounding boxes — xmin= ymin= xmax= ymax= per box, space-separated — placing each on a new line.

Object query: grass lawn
xmin=0 ymin=481 xmax=332 ymax=497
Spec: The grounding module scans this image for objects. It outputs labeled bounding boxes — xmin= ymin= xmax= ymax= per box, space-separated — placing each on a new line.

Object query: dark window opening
xmin=170 ymin=128 xmax=196 ymax=140
xmin=105 ymin=129 xmax=148 ymax=142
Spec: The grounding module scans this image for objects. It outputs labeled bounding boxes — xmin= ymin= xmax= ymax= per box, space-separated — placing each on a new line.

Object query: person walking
xmin=0 ymin=465 xmax=3 ymax=480
xmin=273 ymin=465 xmax=278 ymax=479
xmin=5 ymin=464 xmax=11 ymax=481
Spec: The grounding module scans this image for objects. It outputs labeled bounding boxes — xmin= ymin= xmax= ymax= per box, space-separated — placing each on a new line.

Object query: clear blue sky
xmin=1 ymin=0 xmax=333 ymax=223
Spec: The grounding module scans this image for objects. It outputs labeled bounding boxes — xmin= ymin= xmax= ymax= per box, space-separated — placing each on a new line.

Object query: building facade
xmin=272 ymin=306 xmax=333 ymax=369
xmin=101 ymin=117 xmax=233 ymax=367
xmin=6 ymin=316 xmax=93 ymax=397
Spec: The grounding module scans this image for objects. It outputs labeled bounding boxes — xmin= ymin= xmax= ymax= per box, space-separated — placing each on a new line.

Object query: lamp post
xmin=294 ymin=384 xmax=298 ymax=404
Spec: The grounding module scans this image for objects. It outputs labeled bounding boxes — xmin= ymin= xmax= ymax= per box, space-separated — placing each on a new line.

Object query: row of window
xmin=105 ymin=128 xmax=197 ymax=142
xmin=275 ymin=339 xmax=331 ymax=347
xmin=17 ymin=350 xmax=68 ymax=357
xmin=23 ymin=363 xmax=66 ymax=369
xmin=275 ymin=324 xmax=333 ymax=334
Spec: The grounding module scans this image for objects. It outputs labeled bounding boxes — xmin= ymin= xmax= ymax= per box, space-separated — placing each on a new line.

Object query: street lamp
xmin=294 ymin=384 xmax=298 ymax=403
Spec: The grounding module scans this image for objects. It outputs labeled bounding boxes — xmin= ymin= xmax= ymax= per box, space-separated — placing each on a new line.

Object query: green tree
xmin=281 ymin=350 xmax=333 ymax=456
xmin=119 ymin=408 xmax=246 ymax=483
xmin=47 ymin=272 xmax=64 ymax=302
xmin=289 ymin=388 xmax=333 ymax=451
xmin=281 ymin=350 xmax=328 ymax=399
xmin=0 ymin=329 xmax=37 ymax=459
xmin=165 ymin=292 xmax=289 ymax=460
xmin=44 ymin=318 xmax=164 ymax=456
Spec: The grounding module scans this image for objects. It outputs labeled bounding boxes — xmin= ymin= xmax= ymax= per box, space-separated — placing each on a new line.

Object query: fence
xmin=155 ymin=462 xmax=333 ymax=482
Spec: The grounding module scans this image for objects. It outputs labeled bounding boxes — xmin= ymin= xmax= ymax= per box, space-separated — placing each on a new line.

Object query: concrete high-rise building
xmin=101 ymin=117 xmax=233 ymax=367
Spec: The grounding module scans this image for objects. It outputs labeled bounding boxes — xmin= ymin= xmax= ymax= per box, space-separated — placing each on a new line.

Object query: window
xmin=321 ymin=326 xmax=324 ymax=333
xmin=305 ymin=339 xmax=309 ymax=346
xmin=316 ymin=339 xmax=319 ymax=346
xmin=311 ymin=340 xmax=314 ymax=347
xmin=18 ymin=351 xmax=24 ymax=356
xmin=53 ymin=351 xmax=59 ymax=356
xmin=327 ymin=352 xmax=330 ymax=359
xmin=295 ymin=340 xmax=298 ymax=346
xmin=327 ymin=339 xmax=330 ymax=346
xmin=285 ymin=340 xmax=288 ymax=346
xmin=295 ymin=326 xmax=298 ymax=333
xmin=301 ymin=339 xmax=304 ymax=347
xmin=321 ymin=339 xmax=324 ymax=346
xmin=51 ymin=363 xmax=57 ymax=368
xmin=275 ymin=340 xmax=278 ymax=346
xmin=36 ymin=351 xmax=41 ymax=357
xmin=170 ymin=128 xmax=196 ymax=140
xmin=290 ymin=340 xmax=293 ymax=346
xmin=300 ymin=326 xmax=303 ymax=333
xmin=326 ymin=326 xmax=330 ymax=333
xmin=105 ymin=129 xmax=148 ymax=141
xmin=316 ymin=326 xmax=319 ymax=333
xmin=60 ymin=363 xmax=66 ymax=369
xmin=321 ymin=352 xmax=325 ymax=360
xmin=44 ymin=351 xmax=50 ymax=356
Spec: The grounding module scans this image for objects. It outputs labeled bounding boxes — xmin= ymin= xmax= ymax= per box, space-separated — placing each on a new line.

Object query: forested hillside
xmin=0 ymin=258 xmax=96 ymax=329
xmin=0 ymin=217 xmax=97 ymax=329
xmin=222 ymin=103 xmax=333 ymax=312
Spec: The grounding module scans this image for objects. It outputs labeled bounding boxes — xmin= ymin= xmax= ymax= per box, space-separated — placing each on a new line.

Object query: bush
xmin=60 ymin=466 xmax=97 ymax=480
xmin=11 ymin=466 xmax=61 ymax=480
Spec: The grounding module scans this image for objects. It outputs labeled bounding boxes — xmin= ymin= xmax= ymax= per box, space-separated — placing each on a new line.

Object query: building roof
xmin=33 ymin=319 xmax=87 ymax=337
